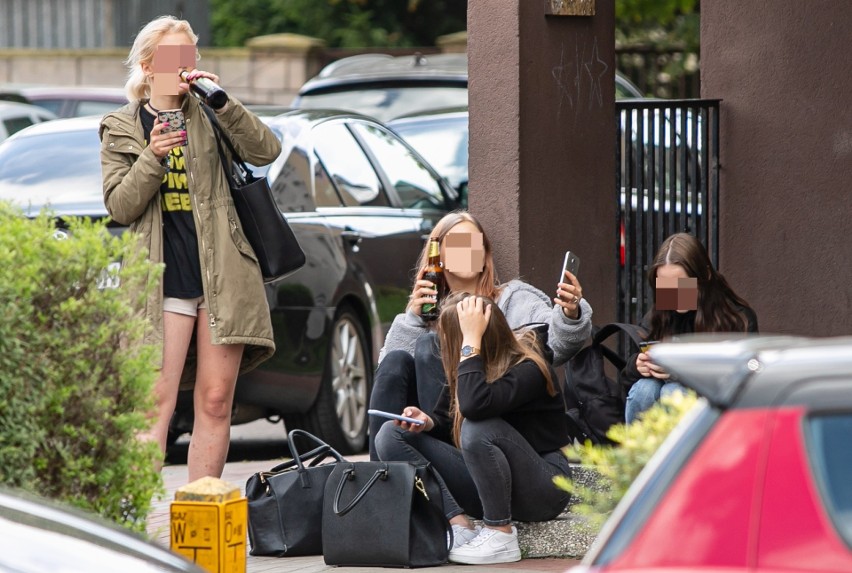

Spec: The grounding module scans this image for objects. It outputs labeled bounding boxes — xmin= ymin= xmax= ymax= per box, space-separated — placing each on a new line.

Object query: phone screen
xmin=559 ymin=251 xmax=580 ymax=284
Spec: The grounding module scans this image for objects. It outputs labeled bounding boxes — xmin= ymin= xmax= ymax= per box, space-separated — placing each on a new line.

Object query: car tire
xmin=285 ymin=307 xmax=371 ymax=454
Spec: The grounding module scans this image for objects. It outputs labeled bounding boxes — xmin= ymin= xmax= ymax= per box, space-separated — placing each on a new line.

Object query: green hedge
xmin=0 ymin=204 xmax=163 ymax=533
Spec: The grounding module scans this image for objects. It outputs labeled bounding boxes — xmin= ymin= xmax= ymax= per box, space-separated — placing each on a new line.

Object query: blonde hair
xmin=124 ymin=16 xmax=199 ymax=102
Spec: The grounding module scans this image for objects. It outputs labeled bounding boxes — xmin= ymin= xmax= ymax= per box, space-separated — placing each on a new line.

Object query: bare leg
xmin=188 ymin=307 xmax=244 ymax=481
xmin=140 ymin=311 xmax=197 ymax=469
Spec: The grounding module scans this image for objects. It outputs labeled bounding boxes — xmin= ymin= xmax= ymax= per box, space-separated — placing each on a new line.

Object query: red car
xmin=573 ymin=335 xmax=852 ymax=573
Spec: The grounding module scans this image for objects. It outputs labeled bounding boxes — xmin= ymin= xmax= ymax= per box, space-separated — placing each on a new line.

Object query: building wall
xmin=702 ymin=1 xmax=852 ymax=335
xmin=0 ymin=0 xmax=210 ymax=48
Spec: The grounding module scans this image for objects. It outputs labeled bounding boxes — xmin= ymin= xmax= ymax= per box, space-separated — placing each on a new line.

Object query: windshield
xmin=296 ymin=86 xmax=468 ymax=122
xmin=0 ymin=129 xmax=105 ymax=214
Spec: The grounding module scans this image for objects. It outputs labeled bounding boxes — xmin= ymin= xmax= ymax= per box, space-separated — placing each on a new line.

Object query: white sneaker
xmin=448 ymin=525 xmax=521 ymax=565
xmin=450 ymin=524 xmax=481 ymax=549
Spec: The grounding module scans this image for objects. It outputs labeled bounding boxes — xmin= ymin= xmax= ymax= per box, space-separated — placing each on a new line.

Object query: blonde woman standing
xmin=99 ymin=16 xmax=282 ymax=480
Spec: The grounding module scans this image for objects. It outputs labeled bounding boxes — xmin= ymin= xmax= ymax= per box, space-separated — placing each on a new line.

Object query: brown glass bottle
xmin=179 ymin=70 xmax=228 ymax=110
xmin=421 ymin=238 xmax=445 ymax=322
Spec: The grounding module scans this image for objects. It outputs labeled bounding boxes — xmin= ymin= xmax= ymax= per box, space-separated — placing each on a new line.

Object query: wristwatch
xmin=460 ymin=345 xmax=480 ymax=358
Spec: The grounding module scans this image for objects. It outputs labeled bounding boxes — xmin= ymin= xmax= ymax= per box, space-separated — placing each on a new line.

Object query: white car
xmin=0 ymin=101 xmax=55 ymax=142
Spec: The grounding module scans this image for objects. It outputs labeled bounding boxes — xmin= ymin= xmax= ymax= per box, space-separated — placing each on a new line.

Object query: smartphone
xmin=558 ymin=251 xmax=580 ymax=284
xmin=640 ymin=340 xmax=660 ymax=353
xmin=157 ymin=109 xmax=186 ymax=135
xmin=367 ymin=409 xmax=425 ymax=426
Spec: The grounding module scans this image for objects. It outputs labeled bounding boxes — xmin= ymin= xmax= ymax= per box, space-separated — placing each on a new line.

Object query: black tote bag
xmin=245 ymin=430 xmax=346 ymax=556
xmin=322 ymin=461 xmax=450 ymax=568
xmin=201 ymin=104 xmax=306 ymax=282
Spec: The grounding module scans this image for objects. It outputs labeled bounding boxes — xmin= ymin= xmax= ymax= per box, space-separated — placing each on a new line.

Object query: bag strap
xmin=199 ymin=103 xmax=253 ymax=186
xmin=265 ymin=430 xmax=346 ymax=474
xmin=590 ymin=322 xmax=647 ymax=371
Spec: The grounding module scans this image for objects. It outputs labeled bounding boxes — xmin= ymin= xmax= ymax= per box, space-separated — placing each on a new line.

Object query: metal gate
xmin=616 ymin=99 xmax=721 ymax=325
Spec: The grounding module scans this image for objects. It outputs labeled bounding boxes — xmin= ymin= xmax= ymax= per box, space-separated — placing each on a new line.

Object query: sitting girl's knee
xmin=373 ymin=421 xmax=406 ymax=455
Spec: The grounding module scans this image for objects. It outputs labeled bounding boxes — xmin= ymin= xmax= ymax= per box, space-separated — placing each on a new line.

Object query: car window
xmin=391 ymin=117 xmax=468 ymax=191
xmin=76 ymin=100 xmax=124 ymax=117
xmin=807 ymin=413 xmax=852 ymax=545
xmin=350 ymin=122 xmax=445 ymax=210
xmin=3 ymin=116 xmax=34 ymax=137
xmin=313 ymin=158 xmax=342 ymax=207
xmin=269 ymin=145 xmax=318 ymax=213
xmin=312 ymin=122 xmax=386 ymax=207
xmin=32 ymin=99 xmax=63 ymax=115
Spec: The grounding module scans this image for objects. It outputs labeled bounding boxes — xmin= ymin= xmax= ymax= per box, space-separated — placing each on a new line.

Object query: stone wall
xmin=0 ymin=34 xmax=327 ymax=105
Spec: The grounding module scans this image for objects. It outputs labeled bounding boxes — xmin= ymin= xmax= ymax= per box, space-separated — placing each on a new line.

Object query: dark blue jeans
xmin=374 ymin=418 xmax=572 ymax=526
xmin=368 ymin=333 xmax=446 ymax=460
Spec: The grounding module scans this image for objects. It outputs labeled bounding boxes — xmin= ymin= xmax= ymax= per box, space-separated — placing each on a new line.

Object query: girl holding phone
xmin=624 ymin=233 xmax=758 ymax=423
xmin=100 ymin=16 xmax=281 ymax=481
xmin=374 ymin=293 xmax=573 ymax=564
xmin=368 ymin=210 xmax=592 ymax=458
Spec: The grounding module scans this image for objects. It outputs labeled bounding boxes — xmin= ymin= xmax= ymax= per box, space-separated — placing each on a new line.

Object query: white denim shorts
xmin=163 ymin=296 xmax=206 ymax=317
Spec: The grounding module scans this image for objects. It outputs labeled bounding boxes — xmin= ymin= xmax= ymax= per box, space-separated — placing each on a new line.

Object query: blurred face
xmin=655 ymin=263 xmax=698 ymax=313
xmin=442 ymin=221 xmax=485 ymax=280
xmin=142 ymin=32 xmax=197 ymax=97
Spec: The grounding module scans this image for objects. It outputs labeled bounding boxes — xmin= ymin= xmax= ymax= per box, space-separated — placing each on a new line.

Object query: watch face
xmin=461 ymin=345 xmax=474 ymax=357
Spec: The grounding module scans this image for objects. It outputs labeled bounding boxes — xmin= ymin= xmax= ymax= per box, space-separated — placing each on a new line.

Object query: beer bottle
xmin=179 ymin=70 xmax=229 ymax=110
xmin=421 ymin=238 xmax=445 ymax=321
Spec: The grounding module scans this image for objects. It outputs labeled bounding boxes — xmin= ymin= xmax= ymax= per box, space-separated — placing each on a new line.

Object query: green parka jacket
xmin=99 ymin=95 xmax=282 ymax=382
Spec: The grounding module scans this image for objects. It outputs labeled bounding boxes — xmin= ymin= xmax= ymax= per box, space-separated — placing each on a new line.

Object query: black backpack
xmin=563 ymin=323 xmax=645 ymax=444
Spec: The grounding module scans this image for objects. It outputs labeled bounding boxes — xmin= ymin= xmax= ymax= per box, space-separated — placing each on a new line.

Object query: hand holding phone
xmin=559 ymin=251 xmax=580 ymax=284
xmin=367 ymin=409 xmax=425 ymax=426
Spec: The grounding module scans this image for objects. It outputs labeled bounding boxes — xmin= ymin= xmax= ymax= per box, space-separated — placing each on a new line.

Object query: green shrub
xmin=555 ymin=390 xmax=699 ymax=530
xmin=0 ymin=203 xmax=163 ymax=533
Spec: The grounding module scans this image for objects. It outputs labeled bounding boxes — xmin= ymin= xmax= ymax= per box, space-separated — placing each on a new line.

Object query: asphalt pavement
xmin=147 ymin=420 xmax=581 ymax=573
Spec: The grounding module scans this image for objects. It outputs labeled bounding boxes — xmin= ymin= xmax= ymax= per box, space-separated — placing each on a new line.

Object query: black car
xmin=0 ymin=109 xmax=460 ymax=453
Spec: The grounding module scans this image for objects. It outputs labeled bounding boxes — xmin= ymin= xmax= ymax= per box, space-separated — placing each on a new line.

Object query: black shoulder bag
xmin=201 ymin=104 xmax=306 ymax=282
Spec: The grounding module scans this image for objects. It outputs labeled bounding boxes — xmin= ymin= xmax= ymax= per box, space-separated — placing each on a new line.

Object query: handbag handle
xmin=332 ymin=465 xmax=389 ymax=516
xmin=266 ymin=430 xmax=346 ymax=474
xmin=287 ymin=429 xmax=346 ymax=472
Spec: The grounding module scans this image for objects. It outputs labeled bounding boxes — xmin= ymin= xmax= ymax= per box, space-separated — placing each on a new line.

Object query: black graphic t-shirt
xmin=140 ymin=107 xmax=203 ymax=299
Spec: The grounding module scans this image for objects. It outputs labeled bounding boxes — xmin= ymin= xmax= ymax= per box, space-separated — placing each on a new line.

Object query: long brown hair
xmin=438 ymin=292 xmax=555 ymax=447
xmin=647 ymin=233 xmax=754 ymax=340
xmin=408 ymin=211 xmax=500 ymax=312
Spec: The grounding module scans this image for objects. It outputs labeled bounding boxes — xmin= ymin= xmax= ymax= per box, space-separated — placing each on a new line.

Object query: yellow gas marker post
xmin=171 ymin=477 xmax=247 ymax=573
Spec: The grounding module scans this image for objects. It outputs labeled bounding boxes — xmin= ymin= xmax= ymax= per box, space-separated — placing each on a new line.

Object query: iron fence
xmin=616 ymin=99 xmax=721 ymax=327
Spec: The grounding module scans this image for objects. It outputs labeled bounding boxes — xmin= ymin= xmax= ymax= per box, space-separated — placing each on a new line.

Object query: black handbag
xmin=201 ymin=104 xmax=306 ymax=282
xmin=322 ymin=461 xmax=450 ymax=568
xmin=245 ymin=429 xmax=346 ymax=556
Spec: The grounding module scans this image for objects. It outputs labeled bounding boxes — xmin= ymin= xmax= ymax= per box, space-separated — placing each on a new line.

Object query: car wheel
xmin=285 ymin=308 xmax=371 ymax=454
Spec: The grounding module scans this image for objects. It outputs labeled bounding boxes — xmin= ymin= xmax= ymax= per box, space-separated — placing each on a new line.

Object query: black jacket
xmin=431 ymin=357 xmax=570 ymax=454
